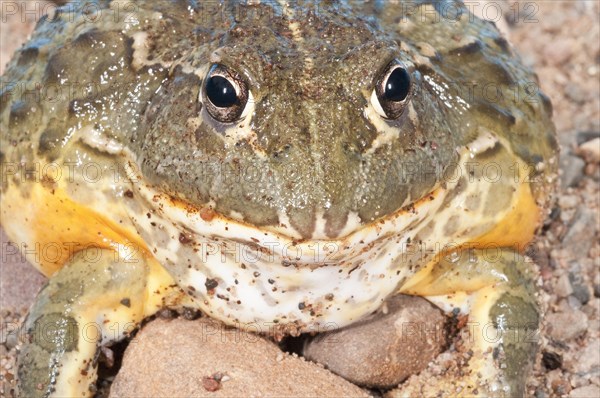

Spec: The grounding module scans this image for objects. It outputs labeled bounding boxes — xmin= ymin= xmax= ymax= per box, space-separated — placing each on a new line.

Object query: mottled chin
xmin=123 ymin=173 xmax=448 ymax=332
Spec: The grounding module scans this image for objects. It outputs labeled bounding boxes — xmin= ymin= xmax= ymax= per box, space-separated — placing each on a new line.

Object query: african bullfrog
xmin=0 ymin=1 xmax=557 ymax=396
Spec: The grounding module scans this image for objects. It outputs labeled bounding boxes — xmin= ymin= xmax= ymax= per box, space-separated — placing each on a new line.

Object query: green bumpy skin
xmin=0 ymin=0 xmax=558 ymax=397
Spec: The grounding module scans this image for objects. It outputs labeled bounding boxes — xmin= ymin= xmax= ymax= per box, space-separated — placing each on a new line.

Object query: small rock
xmin=534 ymin=388 xmax=547 ymax=398
xmin=110 ymin=318 xmax=369 ymax=398
xmin=202 ymin=375 xmax=221 ymax=392
xmin=541 ymin=350 xmax=563 ymax=370
xmin=559 ymin=154 xmax=585 ymax=189
xmin=562 ymin=208 xmax=596 ymax=256
xmin=303 ymin=295 xmax=447 ymax=388
xmin=546 ymin=310 xmax=589 ymax=341
xmin=576 ymin=131 xmax=600 ymax=146
xmin=578 ymin=138 xmax=600 ymax=163
xmin=555 ymin=273 xmax=573 ymax=298
xmin=551 ymin=378 xmax=572 ymax=396
xmin=569 ymin=271 xmax=591 ymax=304
xmin=576 ymin=339 xmax=600 ymax=373
xmin=565 ymin=84 xmax=586 ymax=103
xmin=542 ymin=37 xmax=574 ymax=66
xmin=567 ymin=296 xmax=582 ymax=310
xmin=5 ymin=332 xmax=18 ymax=350
xmin=569 ymin=384 xmax=600 ymax=398
xmin=557 ymin=195 xmax=579 ymax=209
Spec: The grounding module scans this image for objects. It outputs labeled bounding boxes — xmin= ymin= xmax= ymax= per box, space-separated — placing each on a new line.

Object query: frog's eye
xmin=372 ymin=61 xmax=412 ymax=120
xmin=203 ymin=64 xmax=251 ymax=123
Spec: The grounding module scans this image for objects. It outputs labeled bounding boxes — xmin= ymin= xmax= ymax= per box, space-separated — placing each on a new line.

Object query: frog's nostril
xmin=272 ymin=144 xmax=293 ymax=158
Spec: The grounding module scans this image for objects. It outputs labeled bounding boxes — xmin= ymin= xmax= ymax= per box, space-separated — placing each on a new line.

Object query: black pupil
xmin=384 ymin=68 xmax=410 ymax=102
xmin=206 ymin=75 xmax=238 ymax=108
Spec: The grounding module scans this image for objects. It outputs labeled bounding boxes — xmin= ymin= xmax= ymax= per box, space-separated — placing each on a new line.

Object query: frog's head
xmin=134 ymin=5 xmax=460 ymax=240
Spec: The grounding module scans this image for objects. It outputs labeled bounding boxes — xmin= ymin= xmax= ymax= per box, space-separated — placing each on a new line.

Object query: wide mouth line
xmin=130 ymin=183 xmax=445 ymax=268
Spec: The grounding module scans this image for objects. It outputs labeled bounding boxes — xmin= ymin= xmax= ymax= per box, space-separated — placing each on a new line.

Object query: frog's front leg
xmin=399 ymin=248 xmax=540 ymax=398
xmin=16 ymin=247 xmax=180 ymax=398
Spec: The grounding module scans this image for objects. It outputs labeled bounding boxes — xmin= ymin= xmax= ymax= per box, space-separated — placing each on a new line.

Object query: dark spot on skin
xmin=494 ymin=36 xmax=511 ymax=54
xmin=119 ymin=298 xmax=131 ymax=307
xmin=489 ymin=62 xmax=516 ymax=86
xmin=124 ymin=190 xmax=134 ymax=198
xmin=449 ymin=39 xmax=483 ymax=56
xmin=17 ymin=46 xmax=39 ymax=66
xmin=205 ymin=278 xmax=218 ymax=291
xmin=540 ymin=91 xmax=553 ymax=116
xmin=298 ymin=302 xmax=306 ymax=310
xmin=178 ymin=233 xmax=193 ymax=244
xmin=48 ymin=280 xmax=84 ymax=304
xmin=38 ymin=124 xmax=66 ymax=160
xmin=474 ymin=141 xmax=503 ymax=162
xmin=9 ymin=100 xmax=39 ymax=129
xmin=31 ymin=313 xmax=79 ymax=353
xmin=475 ymin=101 xmax=516 ymax=126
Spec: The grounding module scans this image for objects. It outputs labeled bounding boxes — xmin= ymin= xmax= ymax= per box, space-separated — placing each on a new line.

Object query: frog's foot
xmin=399 ymin=248 xmax=540 ymax=398
xmin=16 ymin=248 xmax=182 ymax=398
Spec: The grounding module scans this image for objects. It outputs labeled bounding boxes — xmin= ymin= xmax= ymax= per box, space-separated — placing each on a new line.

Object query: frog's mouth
xmin=123 ymin=159 xmax=453 ymax=334
xmin=120 ymin=129 xmax=539 ymax=334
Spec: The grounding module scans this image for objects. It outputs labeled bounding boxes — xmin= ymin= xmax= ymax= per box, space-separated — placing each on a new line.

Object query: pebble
xmin=559 ymin=153 xmax=585 ymax=189
xmin=576 ymin=131 xmax=600 ymax=146
xmin=541 ymin=350 xmax=563 ymax=370
xmin=565 ymin=84 xmax=587 ymax=103
xmin=542 ymin=37 xmax=575 ymax=66
xmin=566 ymin=296 xmax=582 ymax=310
xmin=557 ymin=195 xmax=579 ymax=209
xmin=569 ymin=384 xmax=600 ymax=398
xmin=578 ymin=138 xmax=600 ymax=163
xmin=4 ymin=332 xmax=18 ymax=350
xmin=569 ymin=270 xmax=591 ymax=304
xmin=110 ymin=318 xmax=370 ymax=398
xmin=562 ymin=208 xmax=596 ymax=256
xmin=303 ymin=295 xmax=446 ymax=389
xmin=555 ymin=273 xmax=573 ymax=298
xmin=546 ymin=310 xmax=589 ymax=341
xmin=575 ymin=339 xmax=600 ymax=374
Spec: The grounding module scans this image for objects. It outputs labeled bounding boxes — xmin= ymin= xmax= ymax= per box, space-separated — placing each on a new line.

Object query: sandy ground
xmin=1 ymin=1 xmax=599 ymax=397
